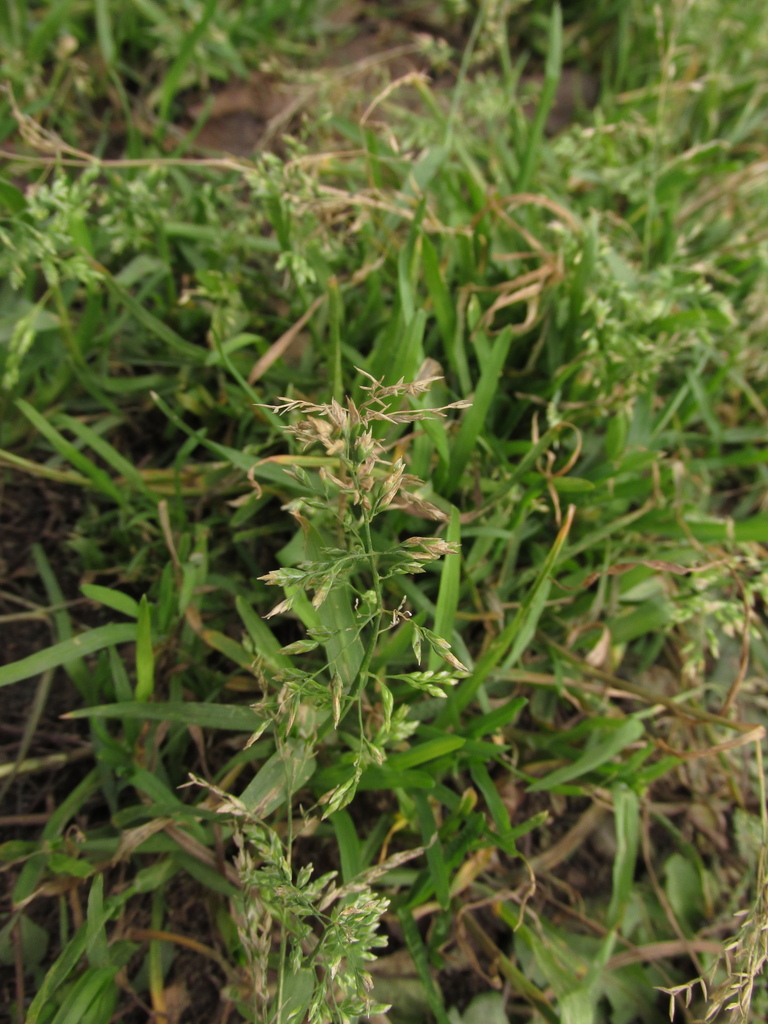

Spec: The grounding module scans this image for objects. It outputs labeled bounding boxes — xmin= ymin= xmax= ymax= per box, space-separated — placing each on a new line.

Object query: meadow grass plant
xmin=1 ymin=1 xmax=768 ymax=1022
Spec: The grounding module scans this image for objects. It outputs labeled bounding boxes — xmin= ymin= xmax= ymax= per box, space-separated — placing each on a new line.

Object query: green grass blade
xmin=55 ymin=413 xmax=153 ymax=496
xmin=461 ymin=697 xmax=527 ymax=739
xmin=428 ymin=506 xmax=462 ymax=671
xmin=441 ymin=506 xmax=575 ymax=722
xmin=239 ymin=739 xmax=316 ymax=816
xmin=0 ymin=624 xmax=137 ymax=688
xmin=32 ymin=543 xmax=89 ymax=689
xmin=331 ymin=810 xmax=362 ymax=882
xmin=607 ymin=784 xmax=640 ymax=928
xmin=327 ymin=275 xmax=344 ymax=402
xmin=448 ymin=327 xmax=514 ymax=486
xmin=81 ymin=584 xmax=140 ymax=619
xmin=0 ymin=447 xmax=88 ymax=485
xmin=27 ymin=0 xmax=76 ymax=60
xmin=134 ymin=596 xmax=155 ymax=701
xmin=385 ymin=736 xmax=465 ymax=772
xmin=26 ymin=927 xmax=88 ymax=1024
xmin=65 ymin=700 xmax=264 ymax=731
xmin=85 ymin=874 xmax=109 ymax=968
xmin=421 ymin=233 xmax=456 ymax=362
xmin=16 ymin=399 xmax=124 ymax=504
xmin=470 ymin=762 xmax=514 ymax=839
xmin=527 ymin=719 xmax=645 ymax=793
xmin=397 ymin=907 xmax=450 ymax=1024
xmin=94 ymin=0 xmax=116 ymax=66
xmin=102 ymin=273 xmax=204 ymax=361
xmin=158 ymin=0 xmax=218 ymax=123
xmin=235 ymin=596 xmax=293 ymax=673
xmin=412 ymin=790 xmax=450 ymax=909
xmin=517 ymin=3 xmax=563 ymax=191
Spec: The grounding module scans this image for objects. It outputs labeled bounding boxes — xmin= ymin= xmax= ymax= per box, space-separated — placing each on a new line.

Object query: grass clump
xmin=1 ymin=1 xmax=768 ymax=1023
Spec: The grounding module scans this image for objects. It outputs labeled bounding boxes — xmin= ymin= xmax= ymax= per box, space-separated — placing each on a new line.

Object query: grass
xmin=1 ymin=0 xmax=768 ymax=1022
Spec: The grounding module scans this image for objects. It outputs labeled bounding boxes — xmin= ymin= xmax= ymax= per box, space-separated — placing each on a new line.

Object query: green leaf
xmin=470 ymin=763 xmax=514 ymax=839
xmin=422 ymin=233 xmax=456 ymax=357
xmin=16 ymin=399 xmax=124 ymax=504
xmin=664 ymin=853 xmax=703 ymax=933
xmin=429 ymin=506 xmax=462 ymax=672
xmin=459 ymin=992 xmax=510 ymax=1024
xmin=551 ymin=476 xmax=595 ymax=493
xmin=239 ymin=740 xmax=316 ymax=815
xmin=449 ymin=327 xmax=515 ymax=484
xmin=199 ymin=629 xmax=255 ymax=669
xmin=236 ymin=596 xmax=293 ymax=672
xmin=517 ymin=2 xmax=563 ymax=191
xmin=134 ymin=596 xmax=155 ymax=701
xmin=94 ymin=0 xmax=116 ymax=65
xmin=48 ymin=852 xmax=95 ymax=879
xmin=0 ymin=913 xmax=48 ymax=970
xmin=527 ymin=719 xmax=645 ymax=792
xmin=386 ymin=736 xmax=465 ymax=772
xmin=561 ymin=988 xmax=595 ymax=1024
xmin=358 ymin=767 xmax=435 ymax=791
xmin=462 ymin=698 xmax=527 ymax=739
xmin=65 ymin=701 xmax=264 ymax=732
xmin=86 ymin=875 xmax=109 ymax=968
xmin=413 ymin=790 xmax=450 ymax=908
xmin=158 ymin=0 xmax=218 ymax=122
xmin=331 ymin=810 xmax=362 ymax=883
xmin=398 ymin=907 xmax=451 ymax=1024
xmin=300 ymin=523 xmax=364 ymax=689
xmin=0 ymin=624 xmax=137 ymax=688
xmin=81 ymin=584 xmax=140 ymax=619
xmin=0 ymin=176 xmax=27 ymax=213
xmin=280 ymin=968 xmax=315 ymax=1024
xmin=102 ymin=274 xmax=203 ymax=361
xmin=55 ymin=413 xmax=154 ymax=497
xmin=607 ymin=785 xmax=640 ymax=928
xmin=49 ymin=966 xmax=117 ymax=1024
xmin=443 ymin=506 xmax=573 ymax=721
